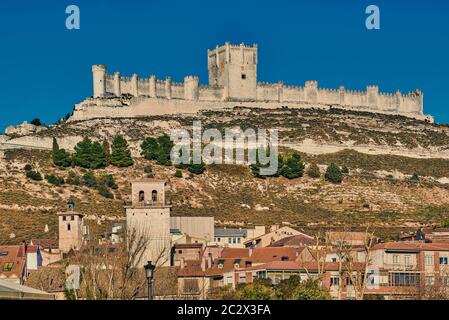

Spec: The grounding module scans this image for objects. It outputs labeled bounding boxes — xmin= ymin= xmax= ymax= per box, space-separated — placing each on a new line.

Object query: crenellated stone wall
xmin=89 ymin=42 xmax=429 ymax=121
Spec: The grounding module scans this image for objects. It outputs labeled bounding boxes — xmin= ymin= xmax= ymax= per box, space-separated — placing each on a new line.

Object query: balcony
xmin=125 ymin=200 xmax=171 ymax=208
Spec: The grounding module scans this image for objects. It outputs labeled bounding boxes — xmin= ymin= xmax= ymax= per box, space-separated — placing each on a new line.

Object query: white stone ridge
xmin=86 ymin=42 xmax=432 ymax=123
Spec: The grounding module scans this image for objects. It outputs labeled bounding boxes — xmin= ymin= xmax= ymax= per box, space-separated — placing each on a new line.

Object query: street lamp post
xmin=144 ymin=261 xmax=155 ymax=300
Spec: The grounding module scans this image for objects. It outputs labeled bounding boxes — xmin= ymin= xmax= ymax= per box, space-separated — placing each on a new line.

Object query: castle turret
xmin=149 ymin=75 xmax=157 ymax=98
xmin=184 ymin=76 xmax=199 ymax=101
xmin=92 ymin=65 xmax=106 ymax=98
xmin=367 ymin=85 xmax=379 ymax=108
xmin=114 ymin=72 xmax=121 ymax=97
xmin=165 ymin=77 xmax=172 ymax=100
xmin=131 ymin=74 xmax=139 ymax=97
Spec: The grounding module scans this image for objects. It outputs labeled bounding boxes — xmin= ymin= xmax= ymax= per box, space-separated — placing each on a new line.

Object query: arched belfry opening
xmin=152 ymin=190 xmax=158 ymax=203
xmin=139 ymin=191 xmax=145 ymax=203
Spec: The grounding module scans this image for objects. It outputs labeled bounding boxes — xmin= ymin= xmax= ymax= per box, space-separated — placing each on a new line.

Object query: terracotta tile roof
xmin=26 ymin=246 xmax=38 ymax=254
xmin=268 ymin=235 xmax=314 ymax=247
xmin=249 ymin=247 xmax=300 ymax=263
xmin=243 ymin=261 xmax=366 ymax=272
xmin=177 ymin=260 xmax=205 ymax=277
xmin=326 ymin=231 xmax=373 ymax=243
xmin=0 ymin=246 xmax=26 ymax=280
xmin=30 ymin=239 xmax=58 ymax=250
xmin=371 ymin=241 xmax=449 ymax=252
xmin=219 ymin=248 xmax=249 ymax=259
xmin=174 ymin=243 xmax=203 ymax=249
xmin=205 ymin=258 xmax=251 ymax=277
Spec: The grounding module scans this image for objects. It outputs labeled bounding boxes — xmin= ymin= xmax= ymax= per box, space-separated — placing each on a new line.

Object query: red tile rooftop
xmin=371 ymin=241 xmax=449 ymax=251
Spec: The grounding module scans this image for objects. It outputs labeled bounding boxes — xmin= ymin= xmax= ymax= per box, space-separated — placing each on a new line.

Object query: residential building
xmin=366 ymin=241 xmax=449 ymax=299
xmin=0 ymin=245 xmax=27 ymax=285
xmin=244 ymin=226 xmax=312 ymax=248
xmin=30 ymin=239 xmax=61 ymax=266
xmin=214 ymin=228 xmax=247 ymax=247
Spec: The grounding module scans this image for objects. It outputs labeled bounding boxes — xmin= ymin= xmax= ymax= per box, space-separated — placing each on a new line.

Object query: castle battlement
xmin=86 ymin=43 xmax=431 ymax=122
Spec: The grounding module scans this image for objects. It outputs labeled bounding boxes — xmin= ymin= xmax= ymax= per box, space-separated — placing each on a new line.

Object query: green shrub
xmin=409 ymin=173 xmax=420 ymax=182
xmin=174 ymin=170 xmax=183 ymax=178
xmin=188 ymin=163 xmax=206 ymax=175
xmin=306 ymin=163 xmax=321 ymax=178
xmin=98 ymin=174 xmax=118 ymax=189
xmin=325 ymin=163 xmax=343 ymax=184
xmin=98 ymin=184 xmax=114 ymax=199
xmin=45 ymin=175 xmax=65 ymax=186
xmin=82 ymin=171 xmax=97 ymax=188
xmin=279 ymin=153 xmax=305 ymax=179
xmin=26 ymin=170 xmax=43 ymax=181
xmin=66 ymin=171 xmax=81 ymax=185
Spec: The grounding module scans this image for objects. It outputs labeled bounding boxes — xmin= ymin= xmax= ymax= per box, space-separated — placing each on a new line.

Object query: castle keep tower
xmin=125 ymin=179 xmax=171 ymax=267
xmin=208 ymin=42 xmax=258 ymax=101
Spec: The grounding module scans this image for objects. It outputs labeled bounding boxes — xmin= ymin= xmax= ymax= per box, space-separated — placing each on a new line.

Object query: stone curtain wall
xmin=96 ymin=67 xmax=423 ymax=116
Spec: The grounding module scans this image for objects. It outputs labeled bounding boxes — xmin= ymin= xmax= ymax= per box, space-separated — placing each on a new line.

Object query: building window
xmin=152 ymin=190 xmax=158 ymax=202
xmin=440 ymin=257 xmax=448 ymax=265
xmin=425 ymin=255 xmax=434 ymax=266
xmin=139 ymin=191 xmax=145 ymax=202
xmin=178 ymin=250 xmax=183 ymax=254
xmin=67 ymin=223 xmax=71 ymax=231
xmin=392 ymin=255 xmax=399 ymax=265
xmin=216 ymin=237 xmax=221 ymax=242
xmin=330 ymin=276 xmax=340 ymax=287
xmin=241 ymin=74 xmax=246 ymax=79
xmin=63 ymin=216 xmax=67 ymax=221
xmin=228 ymin=238 xmax=232 ymax=243
xmin=425 ymin=276 xmax=435 ymax=286
xmin=441 ymin=276 xmax=449 ymax=286
xmin=404 ymin=255 xmax=411 ymax=267
xmin=237 ymin=237 xmax=241 ymax=244
xmin=3 ymin=262 xmax=13 ymax=272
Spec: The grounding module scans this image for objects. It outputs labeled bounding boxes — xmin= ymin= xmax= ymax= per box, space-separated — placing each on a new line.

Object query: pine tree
xmin=90 ymin=141 xmax=106 ymax=169
xmin=140 ymin=137 xmax=159 ymax=160
xmin=111 ymin=135 xmax=134 ymax=167
xmin=325 ymin=162 xmax=343 ymax=184
xmin=74 ymin=137 xmax=93 ymax=168
xmin=103 ymin=139 xmax=111 ymax=166
xmin=52 ymin=137 xmax=71 ymax=167
xmin=280 ymin=153 xmax=304 ymax=179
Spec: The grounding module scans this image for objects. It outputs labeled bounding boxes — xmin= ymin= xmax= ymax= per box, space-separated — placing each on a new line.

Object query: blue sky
xmin=0 ymin=0 xmax=448 ymax=131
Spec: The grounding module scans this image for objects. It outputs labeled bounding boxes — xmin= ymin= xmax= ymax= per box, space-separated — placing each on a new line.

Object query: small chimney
xmin=207 ymin=253 xmax=212 ymax=269
xmin=201 ymin=256 xmax=206 ymax=271
xmin=180 ymin=257 xmax=185 ymax=269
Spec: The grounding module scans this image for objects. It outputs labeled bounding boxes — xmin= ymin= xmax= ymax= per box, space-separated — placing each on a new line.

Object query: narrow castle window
xmin=152 ymin=190 xmax=158 ymax=203
xmin=241 ymin=74 xmax=246 ymax=80
xmin=139 ymin=191 xmax=145 ymax=202
xmin=67 ymin=223 xmax=71 ymax=231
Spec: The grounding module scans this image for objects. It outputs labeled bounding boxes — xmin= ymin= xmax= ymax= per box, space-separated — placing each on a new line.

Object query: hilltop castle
xmin=70 ymin=43 xmax=432 ymax=122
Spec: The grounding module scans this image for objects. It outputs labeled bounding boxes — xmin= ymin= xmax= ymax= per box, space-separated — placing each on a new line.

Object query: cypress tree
xmin=103 ymin=139 xmax=111 ymax=166
xmin=52 ymin=137 xmax=71 ymax=167
xmin=111 ymin=135 xmax=134 ymax=167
